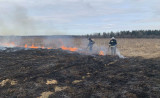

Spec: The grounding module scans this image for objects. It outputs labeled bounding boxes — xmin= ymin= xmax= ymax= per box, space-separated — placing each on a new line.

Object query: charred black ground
xmin=0 ymin=48 xmax=160 ymax=98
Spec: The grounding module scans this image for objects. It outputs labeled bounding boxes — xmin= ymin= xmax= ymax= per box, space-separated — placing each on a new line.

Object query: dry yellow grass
xmin=72 ymin=80 xmax=83 ymax=84
xmin=1 ymin=37 xmax=160 ymax=58
xmin=67 ymin=38 xmax=160 ymax=58
xmin=54 ymin=86 xmax=68 ymax=92
xmin=46 ymin=80 xmax=58 ymax=85
xmin=0 ymin=79 xmax=17 ymax=86
xmin=93 ymin=38 xmax=160 ymax=58
xmin=38 ymin=91 xmax=54 ymax=98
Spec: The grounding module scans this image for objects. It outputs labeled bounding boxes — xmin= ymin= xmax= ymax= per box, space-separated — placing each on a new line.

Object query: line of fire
xmin=0 ymin=37 xmax=105 ymax=56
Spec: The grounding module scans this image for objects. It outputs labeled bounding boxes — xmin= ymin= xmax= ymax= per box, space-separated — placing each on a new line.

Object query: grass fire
xmin=1 ymin=0 xmax=160 ymax=97
xmin=0 ymin=36 xmax=160 ymax=98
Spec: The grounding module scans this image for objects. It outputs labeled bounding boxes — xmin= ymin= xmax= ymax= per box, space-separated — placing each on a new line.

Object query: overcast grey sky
xmin=0 ymin=0 xmax=160 ymax=35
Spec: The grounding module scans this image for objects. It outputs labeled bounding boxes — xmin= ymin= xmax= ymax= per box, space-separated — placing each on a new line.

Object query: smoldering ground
xmin=0 ymin=48 xmax=160 ymax=98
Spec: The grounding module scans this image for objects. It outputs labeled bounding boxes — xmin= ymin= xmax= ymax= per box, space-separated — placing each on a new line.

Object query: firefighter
xmin=109 ymin=37 xmax=117 ymax=55
xmin=87 ymin=37 xmax=95 ymax=51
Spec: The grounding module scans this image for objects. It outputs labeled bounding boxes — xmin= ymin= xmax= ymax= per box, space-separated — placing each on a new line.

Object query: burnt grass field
xmin=0 ymin=48 xmax=160 ymax=98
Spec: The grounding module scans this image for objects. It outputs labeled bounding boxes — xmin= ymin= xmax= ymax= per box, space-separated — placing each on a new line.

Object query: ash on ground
xmin=0 ymin=48 xmax=160 ymax=98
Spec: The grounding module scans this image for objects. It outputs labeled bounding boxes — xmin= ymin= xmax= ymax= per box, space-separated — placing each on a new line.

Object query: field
xmin=94 ymin=38 xmax=160 ymax=58
xmin=0 ymin=37 xmax=160 ymax=98
xmin=1 ymin=37 xmax=160 ymax=58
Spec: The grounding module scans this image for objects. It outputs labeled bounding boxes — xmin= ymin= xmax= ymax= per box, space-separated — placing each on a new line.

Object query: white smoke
xmin=0 ymin=2 xmax=65 ymax=36
xmin=105 ymin=46 xmax=125 ymax=58
xmin=116 ymin=48 xmax=125 ymax=58
xmin=0 ymin=3 xmax=35 ymax=35
xmin=0 ymin=36 xmax=126 ymax=59
xmin=95 ymin=45 xmax=125 ymax=58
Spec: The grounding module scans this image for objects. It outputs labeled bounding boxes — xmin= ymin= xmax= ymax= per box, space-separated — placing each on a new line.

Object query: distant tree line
xmin=85 ymin=30 xmax=160 ymax=38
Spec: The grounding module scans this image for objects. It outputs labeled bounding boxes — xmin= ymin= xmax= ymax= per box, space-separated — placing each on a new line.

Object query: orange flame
xmin=47 ymin=47 xmax=52 ymax=49
xmin=29 ymin=44 xmax=39 ymax=49
xmin=1 ymin=42 xmax=78 ymax=52
xmin=61 ymin=46 xmax=78 ymax=52
xmin=25 ymin=44 xmax=28 ymax=48
xmin=99 ymin=51 xmax=104 ymax=56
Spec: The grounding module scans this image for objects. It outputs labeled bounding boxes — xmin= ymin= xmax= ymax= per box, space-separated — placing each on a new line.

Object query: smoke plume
xmin=0 ymin=3 xmax=36 ymax=35
xmin=0 ymin=3 xmax=64 ymax=36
